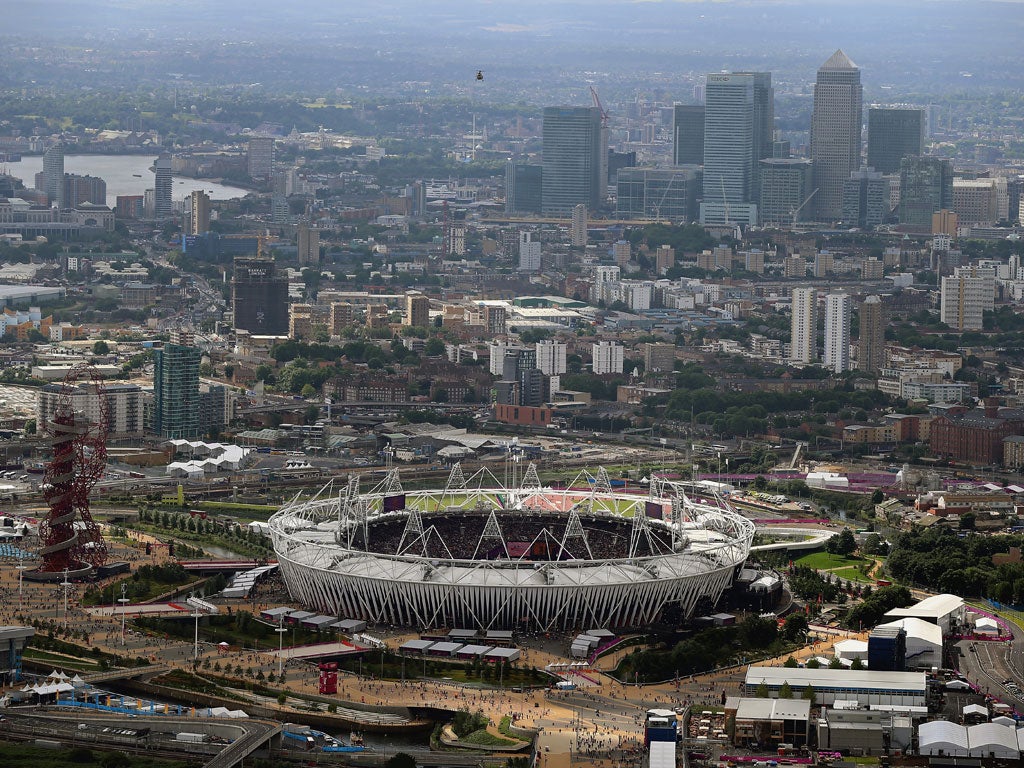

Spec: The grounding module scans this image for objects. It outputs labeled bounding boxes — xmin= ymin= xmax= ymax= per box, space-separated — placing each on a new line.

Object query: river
xmin=0 ymin=154 xmax=248 ymax=207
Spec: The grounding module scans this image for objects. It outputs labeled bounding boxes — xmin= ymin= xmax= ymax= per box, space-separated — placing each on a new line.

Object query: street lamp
xmin=276 ymin=616 xmax=288 ymax=678
xmin=118 ymin=583 xmax=130 ymax=646
xmin=15 ymin=554 xmax=28 ymax=613
xmin=60 ymin=567 xmax=71 ymax=628
xmin=190 ymin=598 xmax=204 ymax=665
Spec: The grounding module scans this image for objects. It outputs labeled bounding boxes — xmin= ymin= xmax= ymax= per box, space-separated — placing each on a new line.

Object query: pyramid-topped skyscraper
xmin=810 ymin=50 xmax=863 ymax=222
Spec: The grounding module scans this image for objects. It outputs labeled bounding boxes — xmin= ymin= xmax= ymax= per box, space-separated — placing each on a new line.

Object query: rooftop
xmin=745 ymin=666 xmax=926 ymax=692
xmin=820 ymin=49 xmax=858 ymax=71
xmin=735 ymin=697 xmax=812 ymax=721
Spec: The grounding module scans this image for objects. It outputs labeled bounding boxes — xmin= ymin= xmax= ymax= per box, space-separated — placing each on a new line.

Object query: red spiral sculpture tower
xmin=37 ymin=364 xmax=109 ymax=573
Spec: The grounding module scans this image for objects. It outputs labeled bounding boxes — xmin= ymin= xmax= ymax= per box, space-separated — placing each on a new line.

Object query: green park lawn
xmin=831 ymin=565 xmax=876 ymax=583
xmin=794 ymin=551 xmax=863 ymax=570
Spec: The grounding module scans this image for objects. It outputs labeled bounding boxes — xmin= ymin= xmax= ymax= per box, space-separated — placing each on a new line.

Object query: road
xmin=1 ymin=710 xmax=282 ymax=768
xmin=956 ymin=631 xmax=1024 ymax=713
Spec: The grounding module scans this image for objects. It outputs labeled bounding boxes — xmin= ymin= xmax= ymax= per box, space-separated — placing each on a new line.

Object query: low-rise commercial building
xmin=743 ymin=667 xmax=926 ymax=707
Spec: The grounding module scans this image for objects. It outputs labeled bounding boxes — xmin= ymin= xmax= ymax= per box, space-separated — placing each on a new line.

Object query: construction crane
xmin=589 ymin=86 xmax=609 ymax=126
xmin=791 ymin=188 xmax=819 ymax=226
xmin=590 ymin=87 xmax=610 ymax=200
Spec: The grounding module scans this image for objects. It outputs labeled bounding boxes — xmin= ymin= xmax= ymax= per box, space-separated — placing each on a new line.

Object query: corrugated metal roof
xmin=648 ymin=741 xmax=675 ymax=768
xmin=745 ymin=666 xmax=926 ymax=692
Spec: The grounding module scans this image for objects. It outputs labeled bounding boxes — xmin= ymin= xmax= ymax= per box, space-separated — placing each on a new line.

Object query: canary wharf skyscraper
xmin=699 ymin=72 xmax=774 ymax=226
xmin=811 ymin=50 xmax=863 ymax=222
xmin=541 ymin=106 xmax=603 ymax=216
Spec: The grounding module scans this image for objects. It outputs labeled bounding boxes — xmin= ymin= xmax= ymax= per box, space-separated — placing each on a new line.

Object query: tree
xmin=100 ymin=752 xmax=131 ymax=768
xmin=826 ymin=528 xmax=857 ymax=556
xmin=828 ymin=657 xmax=843 ymax=669
xmin=783 ymin=614 xmax=809 ymax=643
xmin=755 ymin=680 xmax=770 ymax=698
xmin=738 ymin=614 xmax=778 ymax=648
xmin=850 ymin=657 xmax=864 ymax=670
xmin=806 ymin=657 xmax=821 ymax=669
xmin=779 ymin=681 xmax=793 ymax=699
xmin=385 ymin=754 xmax=417 ymax=768
xmin=803 ymin=684 xmax=817 ymax=705
xmin=862 ymin=533 xmax=887 ymax=555
xmin=783 ymin=656 xmax=799 ymax=668
xmin=424 ymin=338 xmax=446 ymax=357
xmin=92 ymin=340 xmax=110 ymax=355
xmin=68 ymin=748 xmax=95 ymax=764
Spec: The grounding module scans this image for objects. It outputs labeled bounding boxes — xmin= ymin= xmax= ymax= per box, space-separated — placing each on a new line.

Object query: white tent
xmin=992 ymin=716 xmax=1017 ymax=728
xmin=975 ymin=617 xmax=1000 ymax=635
xmin=967 ymin=722 xmax=1019 ymax=759
xmin=963 ymin=703 xmax=988 ymax=719
xmin=833 ymin=639 xmax=868 ymax=663
xmin=32 ymin=682 xmax=74 ymax=696
xmin=919 ymin=720 xmax=969 ymax=757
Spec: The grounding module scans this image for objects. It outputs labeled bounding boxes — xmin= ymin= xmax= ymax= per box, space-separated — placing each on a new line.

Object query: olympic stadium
xmin=269 ymin=464 xmax=755 ymax=631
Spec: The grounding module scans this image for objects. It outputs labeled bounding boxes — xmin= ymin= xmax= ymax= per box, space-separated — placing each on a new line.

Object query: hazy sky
xmin=3 ymin=0 xmax=1021 ymax=95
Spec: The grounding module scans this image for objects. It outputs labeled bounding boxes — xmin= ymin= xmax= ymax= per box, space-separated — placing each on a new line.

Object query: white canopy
xmin=975 ymin=617 xmax=1000 ymax=632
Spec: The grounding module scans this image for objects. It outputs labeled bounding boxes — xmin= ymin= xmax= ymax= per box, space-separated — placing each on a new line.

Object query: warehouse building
xmin=884 ymin=593 xmax=964 ymax=633
xmin=876 ymin=617 xmax=943 ymax=670
xmin=743 ymin=667 xmax=927 ymax=707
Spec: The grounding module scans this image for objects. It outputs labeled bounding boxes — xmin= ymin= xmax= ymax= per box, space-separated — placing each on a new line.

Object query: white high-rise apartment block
xmin=535 ymin=340 xmax=567 ymax=376
xmin=591 ymin=341 xmax=624 ymax=375
xmin=518 ymin=231 xmax=542 ymax=272
xmin=594 ymin=265 xmax=620 ymax=285
xmin=823 ymin=292 xmax=852 ymax=373
xmin=571 ymin=204 xmax=587 ymax=247
xmin=790 ymin=287 xmax=818 ymax=364
xmin=940 ymin=266 xmax=995 ymax=331
xmin=488 ymin=340 xmax=511 ymax=376
xmin=38 ymin=382 xmax=144 ymax=438
xmin=151 ymin=153 xmax=173 ymax=218
xmin=42 ymin=143 xmax=64 ymax=208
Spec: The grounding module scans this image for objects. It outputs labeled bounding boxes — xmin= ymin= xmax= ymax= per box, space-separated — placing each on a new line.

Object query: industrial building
xmin=876 ymin=617 xmax=943 ymax=669
xmin=817 ymin=707 xmax=913 ymax=756
xmin=743 ymin=667 xmax=927 ymax=707
xmin=727 ymin=697 xmax=811 ymax=748
xmin=884 ymin=593 xmax=965 ymax=633
xmin=0 ymin=625 xmax=35 ymax=682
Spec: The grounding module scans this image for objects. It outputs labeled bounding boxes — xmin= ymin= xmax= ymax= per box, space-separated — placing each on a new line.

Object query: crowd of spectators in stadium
xmin=354 ymin=509 xmax=678 ymax=561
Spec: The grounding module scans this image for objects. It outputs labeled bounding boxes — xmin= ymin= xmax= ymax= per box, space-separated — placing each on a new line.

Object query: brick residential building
xmin=929 ymin=399 xmax=1024 ymax=466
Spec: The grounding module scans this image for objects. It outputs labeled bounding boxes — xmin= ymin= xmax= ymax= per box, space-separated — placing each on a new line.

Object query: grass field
xmin=831 ymin=565 xmax=875 ymax=583
xmin=458 ymin=728 xmax=521 ymax=747
xmin=794 ymin=551 xmax=863 ymax=570
xmin=23 ymin=648 xmax=102 ymax=671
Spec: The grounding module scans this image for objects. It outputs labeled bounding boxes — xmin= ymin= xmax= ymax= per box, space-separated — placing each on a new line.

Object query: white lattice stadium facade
xmin=269 ymin=466 xmax=754 ymax=631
